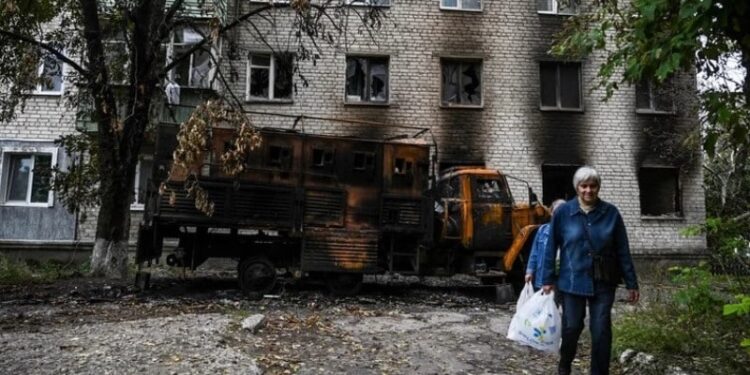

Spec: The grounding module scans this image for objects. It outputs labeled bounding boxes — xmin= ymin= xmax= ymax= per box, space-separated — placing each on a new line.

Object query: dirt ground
xmin=0 ymin=265 xmax=617 ymax=375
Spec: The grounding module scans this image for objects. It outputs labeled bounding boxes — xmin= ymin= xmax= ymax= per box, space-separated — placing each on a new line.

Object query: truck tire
xmin=238 ymin=256 xmax=277 ymax=298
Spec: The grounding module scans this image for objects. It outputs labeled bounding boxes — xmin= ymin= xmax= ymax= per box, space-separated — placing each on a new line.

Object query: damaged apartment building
xmin=0 ymin=0 xmax=706 ymax=262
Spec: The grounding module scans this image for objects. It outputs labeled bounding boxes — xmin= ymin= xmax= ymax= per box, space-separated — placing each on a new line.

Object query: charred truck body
xmin=136 ymin=126 xmax=548 ymax=295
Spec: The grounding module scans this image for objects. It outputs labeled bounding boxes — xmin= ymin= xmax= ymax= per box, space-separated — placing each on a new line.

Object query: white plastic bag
xmin=507 ymin=290 xmax=562 ymax=353
xmin=516 ymin=281 xmax=534 ymax=309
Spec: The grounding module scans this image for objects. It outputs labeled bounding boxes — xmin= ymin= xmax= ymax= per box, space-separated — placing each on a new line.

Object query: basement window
xmin=639 ymin=167 xmax=682 ymax=217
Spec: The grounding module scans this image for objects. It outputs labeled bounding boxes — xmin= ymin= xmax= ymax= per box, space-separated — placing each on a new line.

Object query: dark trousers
xmin=559 ymin=284 xmax=616 ymax=375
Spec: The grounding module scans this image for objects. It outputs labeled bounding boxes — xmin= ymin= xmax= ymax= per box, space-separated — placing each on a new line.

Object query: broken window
xmin=346 ymin=56 xmax=389 ymax=103
xmin=267 ymin=145 xmax=293 ymax=169
xmin=166 ymin=27 xmax=213 ymax=89
xmin=540 ymin=61 xmax=582 ymax=110
xmin=440 ymin=0 xmax=482 ymax=11
xmin=542 ymin=164 xmax=580 ymax=206
xmin=442 ymin=59 xmax=482 ymax=107
xmin=474 ymin=178 xmax=509 ymax=202
xmin=537 ymin=0 xmax=579 ymax=14
xmin=36 ymin=43 xmax=64 ymax=94
xmin=639 ymin=167 xmax=681 ymax=216
xmin=247 ymin=53 xmax=294 ymax=101
xmin=636 ymin=79 xmax=674 ymax=113
xmin=393 ymin=158 xmax=413 ymax=175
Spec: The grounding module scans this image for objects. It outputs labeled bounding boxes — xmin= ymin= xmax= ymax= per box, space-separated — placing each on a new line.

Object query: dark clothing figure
xmin=541 ymin=167 xmax=639 ymax=375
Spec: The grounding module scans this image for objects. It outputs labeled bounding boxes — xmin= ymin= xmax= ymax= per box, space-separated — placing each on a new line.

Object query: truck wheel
xmin=238 ymin=257 xmax=277 ymax=298
xmin=325 ymin=273 xmax=363 ymax=296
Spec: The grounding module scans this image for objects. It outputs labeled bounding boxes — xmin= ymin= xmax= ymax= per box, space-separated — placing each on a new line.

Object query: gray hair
xmin=572 ymin=166 xmax=601 ymax=190
xmin=550 ymin=199 xmax=566 ymax=215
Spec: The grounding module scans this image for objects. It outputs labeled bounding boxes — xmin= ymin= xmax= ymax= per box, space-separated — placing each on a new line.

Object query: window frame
xmin=34 ymin=44 xmax=66 ymax=95
xmin=440 ymin=0 xmax=483 ymax=12
xmin=344 ymin=55 xmax=390 ymax=105
xmin=539 ymin=61 xmax=583 ymax=112
xmin=165 ymin=27 xmax=214 ymax=89
xmin=0 ymin=147 xmax=58 ymax=207
xmin=635 ymin=79 xmax=675 ymax=115
xmin=245 ymin=53 xmax=294 ymax=102
xmin=346 ymin=0 xmax=391 ymax=7
xmin=440 ymin=58 xmax=484 ymax=108
xmin=130 ymin=155 xmax=154 ymax=211
xmin=537 ymin=0 xmax=579 ymax=15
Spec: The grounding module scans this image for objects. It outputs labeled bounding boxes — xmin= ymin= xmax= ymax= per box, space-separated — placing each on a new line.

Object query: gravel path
xmin=0 ymin=275 xmax=592 ymax=375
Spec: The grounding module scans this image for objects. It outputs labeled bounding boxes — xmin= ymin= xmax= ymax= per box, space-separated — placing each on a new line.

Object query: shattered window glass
xmin=248 ymin=53 xmax=293 ymax=100
xmin=442 ymin=60 xmax=482 ymax=106
xmin=38 ymin=44 xmax=64 ymax=93
xmin=346 ymin=56 xmax=389 ymax=103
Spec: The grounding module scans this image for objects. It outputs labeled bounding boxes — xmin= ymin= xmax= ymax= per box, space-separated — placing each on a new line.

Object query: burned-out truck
xmin=136 ymin=125 xmax=548 ymax=295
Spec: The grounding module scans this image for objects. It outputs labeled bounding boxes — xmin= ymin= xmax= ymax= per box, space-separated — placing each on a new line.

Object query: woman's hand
xmin=628 ymin=289 xmax=640 ymax=303
xmin=524 ymin=273 xmax=533 ymax=283
xmin=542 ymin=285 xmax=555 ymax=294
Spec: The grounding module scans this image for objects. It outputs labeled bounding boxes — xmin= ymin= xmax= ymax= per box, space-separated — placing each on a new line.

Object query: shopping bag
xmin=506 ymin=290 xmax=562 ymax=353
xmin=516 ymin=281 xmax=534 ymax=309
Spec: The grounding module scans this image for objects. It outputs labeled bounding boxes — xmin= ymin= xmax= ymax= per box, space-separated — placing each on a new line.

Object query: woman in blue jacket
xmin=541 ymin=166 xmax=640 ymax=375
xmin=525 ymin=198 xmax=566 ymax=290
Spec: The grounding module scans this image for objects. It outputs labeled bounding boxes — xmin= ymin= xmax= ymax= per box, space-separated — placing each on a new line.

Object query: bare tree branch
xmin=0 ymin=29 xmax=89 ymax=76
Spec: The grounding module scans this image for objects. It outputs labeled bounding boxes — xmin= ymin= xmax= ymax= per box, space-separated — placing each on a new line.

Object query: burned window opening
xmin=639 ymin=167 xmax=682 ymax=216
xmin=636 ymin=79 xmax=674 ymax=113
xmin=542 ymin=164 xmax=580 ymax=206
xmin=441 ymin=59 xmax=482 ymax=107
xmin=346 ymin=56 xmax=389 ymax=103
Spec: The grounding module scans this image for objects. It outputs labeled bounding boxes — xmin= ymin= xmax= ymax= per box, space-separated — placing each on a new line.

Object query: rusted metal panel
xmin=301 ymin=229 xmax=379 ymax=272
xmin=381 ymin=196 xmax=422 ymax=227
xmin=304 ymin=189 xmax=346 ymax=227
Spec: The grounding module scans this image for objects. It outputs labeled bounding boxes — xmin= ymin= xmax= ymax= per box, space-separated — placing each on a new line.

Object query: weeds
xmin=613 ymin=264 xmax=750 ymax=373
xmin=0 ymin=254 xmax=89 ymax=284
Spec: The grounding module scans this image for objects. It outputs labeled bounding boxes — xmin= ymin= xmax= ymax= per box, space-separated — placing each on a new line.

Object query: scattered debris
xmin=241 ymin=314 xmax=267 ymax=333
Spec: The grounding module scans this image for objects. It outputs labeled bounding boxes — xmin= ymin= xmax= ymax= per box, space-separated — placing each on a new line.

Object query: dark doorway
xmin=542 ymin=164 xmax=580 ymax=206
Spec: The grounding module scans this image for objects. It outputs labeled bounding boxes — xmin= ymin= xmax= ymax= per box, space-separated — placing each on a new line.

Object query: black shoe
xmin=558 ymin=364 xmax=571 ymax=375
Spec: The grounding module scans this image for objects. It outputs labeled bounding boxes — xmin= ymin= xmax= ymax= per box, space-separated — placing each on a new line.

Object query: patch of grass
xmin=613 ymin=266 xmax=750 ymax=374
xmin=0 ymin=254 xmax=89 ymax=284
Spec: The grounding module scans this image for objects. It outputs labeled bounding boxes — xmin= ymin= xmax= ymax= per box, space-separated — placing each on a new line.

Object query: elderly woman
xmin=540 ymin=166 xmax=640 ymax=375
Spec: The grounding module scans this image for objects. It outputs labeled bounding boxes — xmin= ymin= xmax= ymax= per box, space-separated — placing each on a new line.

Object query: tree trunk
xmin=89 ymin=169 xmax=135 ymax=278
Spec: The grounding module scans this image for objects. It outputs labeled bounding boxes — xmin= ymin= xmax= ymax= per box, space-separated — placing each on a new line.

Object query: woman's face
xmin=576 ymin=179 xmax=600 ymax=205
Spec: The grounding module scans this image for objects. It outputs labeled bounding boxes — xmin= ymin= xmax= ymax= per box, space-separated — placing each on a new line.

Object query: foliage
xmin=724 ymin=294 xmax=750 ymax=353
xmin=613 ymin=266 xmax=750 ymax=372
xmin=551 ymin=0 xmax=749 ymax=157
xmin=0 ymin=254 xmax=89 ymax=284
